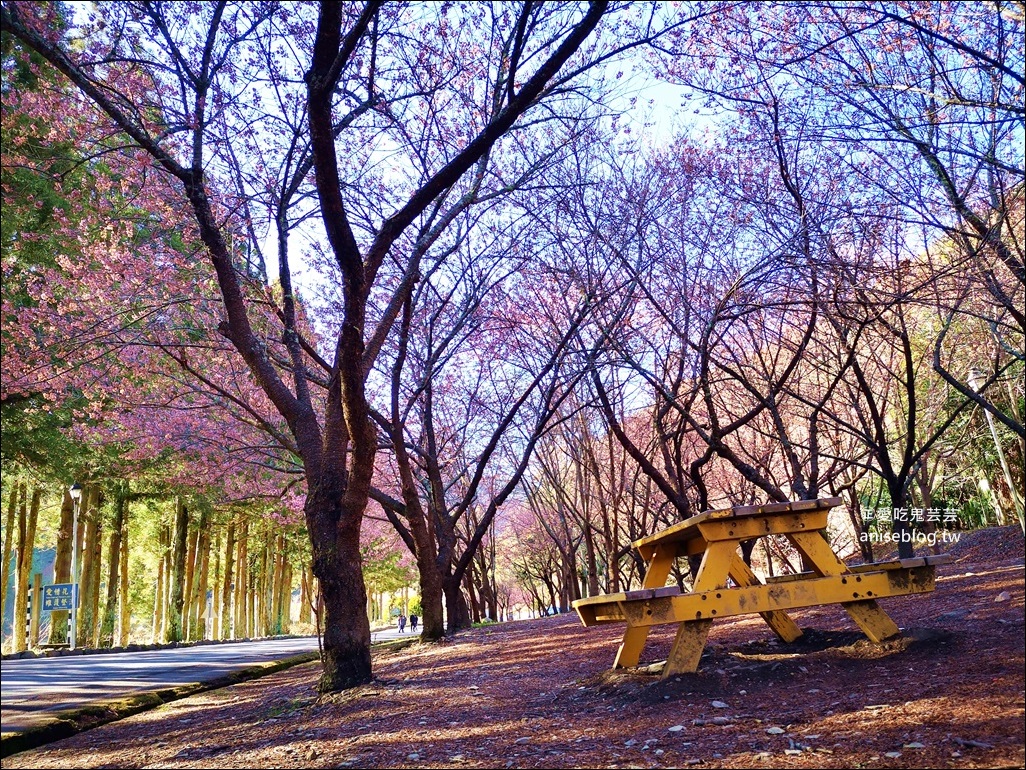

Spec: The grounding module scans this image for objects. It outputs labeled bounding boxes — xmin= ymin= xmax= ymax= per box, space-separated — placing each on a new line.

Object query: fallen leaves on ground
xmin=6 ymin=526 xmax=1024 ymax=769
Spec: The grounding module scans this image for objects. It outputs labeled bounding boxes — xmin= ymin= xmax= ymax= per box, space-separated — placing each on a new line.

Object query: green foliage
xmin=953 ymin=496 xmax=996 ymax=531
xmin=361 ymin=541 xmax=415 ymax=596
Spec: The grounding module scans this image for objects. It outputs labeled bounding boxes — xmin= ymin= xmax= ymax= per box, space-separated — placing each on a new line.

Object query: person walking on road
xmin=398 ymin=613 xmax=407 ymax=633
xmin=410 ymin=614 xmax=418 ymax=633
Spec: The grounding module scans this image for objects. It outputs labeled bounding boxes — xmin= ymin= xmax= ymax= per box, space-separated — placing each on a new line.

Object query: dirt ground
xmin=4 ymin=526 xmax=1024 ymax=770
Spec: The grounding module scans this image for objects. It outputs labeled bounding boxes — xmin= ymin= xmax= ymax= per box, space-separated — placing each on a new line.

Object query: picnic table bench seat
xmin=763 ymin=553 xmax=954 ymax=584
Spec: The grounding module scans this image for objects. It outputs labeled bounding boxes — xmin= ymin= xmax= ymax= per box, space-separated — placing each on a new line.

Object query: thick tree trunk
xmin=192 ymin=513 xmax=211 ymax=640
xmin=78 ymin=487 xmax=101 ymax=649
xmin=1 ymin=483 xmax=18 ymax=628
xmin=118 ymin=507 xmax=130 ymax=647
xmin=464 ymin=568 xmax=481 ymax=624
xmin=49 ymin=488 xmax=74 ymax=644
xmin=247 ymin=570 xmax=256 ymax=638
xmin=211 ymin=530 xmax=222 ymax=640
xmin=188 ymin=507 xmax=210 ymax=641
xmin=269 ymin=533 xmax=282 ymax=635
xmin=410 ymin=516 xmax=444 ymax=640
xmin=889 ymin=482 xmax=915 ymax=559
xmin=14 ymin=484 xmax=40 ymax=652
xmin=259 ymin=528 xmax=272 ymax=636
xmin=99 ymin=489 xmax=126 ymax=647
xmin=167 ymin=498 xmax=189 ymax=642
xmin=220 ymin=519 xmax=235 ymax=640
xmin=88 ymin=513 xmax=102 ymax=648
xmin=281 ymin=537 xmax=292 ymax=633
xmin=182 ymin=523 xmax=198 ymax=638
xmin=234 ymin=518 xmax=248 ymax=639
xmin=305 ymin=480 xmax=371 ymax=691
xmin=441 ymin=574 xmax=471 ymax=633
xmin=29 ymin=572 xmax=42 ymax=647
xmin=584 ymin=524 xmax=599 ymax=597
xmin=542 ymin=575 xmax=558 ymax=615
xmin=152 ymin=526 xmax=168 ymax=643
xmin=275 ymin=544 xmax=292 ymax=635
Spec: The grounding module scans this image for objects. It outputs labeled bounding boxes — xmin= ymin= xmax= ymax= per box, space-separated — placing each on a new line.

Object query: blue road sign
xmin=41 ymin=583 xmax=78 ymax=612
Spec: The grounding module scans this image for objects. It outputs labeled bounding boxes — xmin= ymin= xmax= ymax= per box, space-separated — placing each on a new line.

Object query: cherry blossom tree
xmin=2 ymin=0 xmax=708 ymax=688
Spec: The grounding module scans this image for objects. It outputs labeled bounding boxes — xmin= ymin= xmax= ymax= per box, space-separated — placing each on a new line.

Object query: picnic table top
xmin=632 ymin=496 xmax=843 ymax=554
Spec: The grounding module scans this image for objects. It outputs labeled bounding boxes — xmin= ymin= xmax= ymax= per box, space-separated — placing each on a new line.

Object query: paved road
xmin=2 ymin=628 xmax=416 ymax=735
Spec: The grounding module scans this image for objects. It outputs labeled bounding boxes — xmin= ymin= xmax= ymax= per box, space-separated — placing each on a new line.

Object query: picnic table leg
xmin=613 ymin=546 xmax=676 ymax=669
xmin=728 ymin=555 xmax=803 ymax=643
xmin=839 ymin=599 xmax=901 ymax=642
xmin=663 ymin=619 xmax=714 ymax=676
xmin=786 ymin=531 xmax=901 ymax=642
xmin=661 ymin=540 xmax=737 ymax=677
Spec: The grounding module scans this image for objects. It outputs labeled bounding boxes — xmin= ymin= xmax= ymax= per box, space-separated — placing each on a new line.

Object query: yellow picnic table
xmin=572 ymin=497 xmax=950 ymax=677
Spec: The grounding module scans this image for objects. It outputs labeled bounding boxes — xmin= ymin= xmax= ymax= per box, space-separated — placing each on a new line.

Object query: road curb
xmin=0 ymin=651 xmax=320 ymax=759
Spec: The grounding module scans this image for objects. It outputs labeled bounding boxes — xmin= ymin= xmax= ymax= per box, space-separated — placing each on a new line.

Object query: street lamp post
xmin=68 ymin=483 xmax=82 ymax=651
xmin=968 ymin=369 xmax=1024 ymax=533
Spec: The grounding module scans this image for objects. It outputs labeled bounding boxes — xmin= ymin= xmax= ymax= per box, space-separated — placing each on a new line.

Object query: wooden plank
xmin=611 ymin=543 xmax=679 ymax=667
xmin=849 ymin=560 xmax=921 ymax=572
xmin=574 ymin=591 xmax=629 ymax=608
xmin=624 ymin=589 xmax=655 ymax=601
xmin=842 ymin=599 xmax=900 ymax=642
xmin=898 ymin=558 xmax=927 ymax=569
xmin=719 ymin=496 xmax=841 ymax=519
xmin=846 ymin=554 xmax=953 ymax=572
xmin=636 ymin=534 xmax=706 ymax=562
xmin=631 ymin=497 xmax=842 ymax=555
xmin=786 ymin=531 xmax=850 ymax=576
xmin=771 ymin=555 xmax=951 ymax=580
xmin=662 ymin=619 xmax=713 ymax=676
xmin=657 ymin=540 xmax=737 ymax=673
xmin=622 ymin=585 xmax=682 ymax=600
xmin=652 ymin=586 xmax=683 ymax=598
xmin=615 ymin=566 xmax=937 ymax=628
xmin=574 ymin=603 xmax=597 ymax=625
xmin=728 ymin=556 xmax=803 ymax=643
xmin=697 ymin=511 xmax=830 ymax=543
xmin=614 ymin=626 xmax=650 ymax=668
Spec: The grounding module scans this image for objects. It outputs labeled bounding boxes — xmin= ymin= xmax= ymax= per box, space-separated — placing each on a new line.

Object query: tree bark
xmin=188 ymin=507 xmax=210 ymax=640
xmin=234 ymin=518 xmax=248 ymax=639
xmin=99 ymin=487 xmax=126 ymax=647
xmin=211 ymin=529 xmax=222 ymax=640
xmin=306 ymin=479 xmax=372 ymax=690
xmin=259 ymin=527 xmax=272 ymax=636
xmin=48 ymin=487 xmax=74 ymax=644
xmin=220 ymin=518 xmax=236 ymax=639
xmin=1 ymin=483 xmax=18 ymax=628
xmin=152 ymin=526 xmax=168 ymax=643
xmin=192 ymin=510 xmax=211 ymax=640
xmin=88 ymin=505 xmax=102 ymax=648
xmin=14 ymin=483 xmax=39 ymax=651
xmin=182 ymin=522 xmax=198 ymax=638
xmin=889 ymin=481 xmax=915 ymax=559
xmin=78 ymin=486 xmax=100 ymax=649
xmin=166 ymin=497 xmax=189 ymax=642
xmin=118 ymin=505 xmax=130 ymax=647
xmin=441 ymin=573 xmax=471 ymax=633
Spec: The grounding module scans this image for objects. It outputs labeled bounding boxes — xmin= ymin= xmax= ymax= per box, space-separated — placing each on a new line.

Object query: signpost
xmin=42 ymin=583 xmax=78 ymax=613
